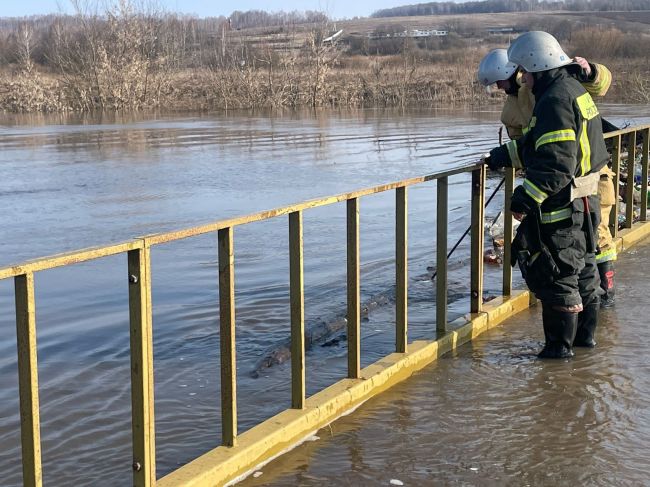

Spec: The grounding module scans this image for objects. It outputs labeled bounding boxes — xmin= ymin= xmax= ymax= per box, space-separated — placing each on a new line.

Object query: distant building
xmin=486 ymin=27 xmax=520 ymax=35
xmin=409 ymin=29 xmax=448 ymax=38
xmin=368 ymin=28 xmax=448 ymax=40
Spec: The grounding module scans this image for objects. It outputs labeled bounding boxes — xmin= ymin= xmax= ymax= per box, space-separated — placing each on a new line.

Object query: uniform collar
xmin=531 ymin=67 xmax=567 ymax=97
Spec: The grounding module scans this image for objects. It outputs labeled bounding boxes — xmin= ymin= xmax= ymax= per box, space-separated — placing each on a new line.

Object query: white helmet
xmin=507 ymin=31 xmax=572 ymax=73
xmin=477 ymin=49 xmax=517 ymax=86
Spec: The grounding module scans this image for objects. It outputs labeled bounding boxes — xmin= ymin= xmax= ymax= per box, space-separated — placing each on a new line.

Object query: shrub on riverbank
xmin=0 ymin=55 xmax=489 ymax=112
xmin=3 ymin=56 xmax=647 ymax=112
xmin=1 ymin=4 xmax=649 ymax=112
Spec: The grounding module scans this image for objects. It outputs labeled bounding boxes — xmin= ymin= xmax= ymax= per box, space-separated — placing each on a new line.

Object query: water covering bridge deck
xmin=2 ymin=121 xmax=648 ymax=487
xmin=240 ymin=238 xmax=650 ymax=486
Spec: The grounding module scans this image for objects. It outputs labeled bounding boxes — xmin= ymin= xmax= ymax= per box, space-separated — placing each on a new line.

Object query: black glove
xmin=510 ymin=185 xmax=537 ymax=215
xmin=483 ymin=154 xmax=500 ymax=171
xmin=484 ymin=145 xmax=509 ymax=171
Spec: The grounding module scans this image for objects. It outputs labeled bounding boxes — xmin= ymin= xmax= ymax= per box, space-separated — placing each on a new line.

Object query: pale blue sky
xmin=0 ymin=0 xmax=425 ymax=20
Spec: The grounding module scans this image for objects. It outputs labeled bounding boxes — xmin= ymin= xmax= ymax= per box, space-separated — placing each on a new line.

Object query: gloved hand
xmin=481 ymin=152 xmax=501 ymax=171
xmin=511 ymin=185 xmax=536 ymax=215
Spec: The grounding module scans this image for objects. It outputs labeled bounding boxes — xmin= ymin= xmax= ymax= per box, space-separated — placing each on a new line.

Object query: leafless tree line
xmin=372 ymin=0 xmax=650 ymax=18
xmin=0 ymin=0 xmax=649 ymax=112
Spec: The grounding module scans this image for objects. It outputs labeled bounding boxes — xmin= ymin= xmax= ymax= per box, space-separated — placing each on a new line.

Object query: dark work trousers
xmin=530 ymin=201 xmax=602 ymax=308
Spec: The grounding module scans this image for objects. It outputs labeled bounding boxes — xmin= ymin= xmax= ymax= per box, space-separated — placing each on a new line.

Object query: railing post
xmin=346 ymin=199 xmax=361 ymax=379
xmin=610 ymin=135 xmax=621 ymax=239
xmin=396 ymin=187 xmax=408 ymax=353
xmin=436 ymin=177 xmax=448 ymax=335
xmin=15 ymin=272 xmax=42 ymax=487
xmin=218 ymin=227 xmax=237 ymax=446
xmin=471 ymin=167 xmax=485 ymax=314
xmin=128 ymin=247 xmax=156 ymax=487
xmin=641 ymin=128 xmax=649 ymax=222
xmin=289 ymin=211 xmax=305 ymax=409
xmin=625 ymin=131 xmax=637 ymax=229
xmin=502 ymin=168 xmax=515 ymax=296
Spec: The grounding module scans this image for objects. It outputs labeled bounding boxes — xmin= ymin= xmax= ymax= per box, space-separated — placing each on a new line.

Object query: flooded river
xmin=0 ymin=106 xmax=648 ymax=485
xmin=241 ymin=241 xmax=650 ymax=487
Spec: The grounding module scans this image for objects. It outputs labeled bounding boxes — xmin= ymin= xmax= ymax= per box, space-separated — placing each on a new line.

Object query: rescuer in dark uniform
xmin=483 ymin=31 xmax=609 ymax=358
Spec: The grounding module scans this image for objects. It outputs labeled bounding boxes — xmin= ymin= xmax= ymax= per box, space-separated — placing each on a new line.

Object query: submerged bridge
xmin=2 ymin=124 xmax=649 ymax=486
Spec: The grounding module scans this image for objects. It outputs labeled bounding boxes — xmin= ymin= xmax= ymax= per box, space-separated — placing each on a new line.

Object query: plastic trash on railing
xmin=484 ymin=210 xmax=520 ymax=265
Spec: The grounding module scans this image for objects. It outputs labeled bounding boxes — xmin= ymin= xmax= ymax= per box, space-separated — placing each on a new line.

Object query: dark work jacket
xmin=490 ymin=68 xmax=609 ymax=215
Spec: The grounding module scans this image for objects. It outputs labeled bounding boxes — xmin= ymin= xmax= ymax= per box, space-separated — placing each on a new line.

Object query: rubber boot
xmin=574 ymin=300 xmax=599 ymax=347
xmin=538 ymin=304 xmax=578 ymax=359
xmin=598 ymin=261 xmax=615 ymax=308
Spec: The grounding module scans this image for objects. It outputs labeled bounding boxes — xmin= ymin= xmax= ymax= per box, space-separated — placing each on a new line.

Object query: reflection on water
xmin=0 ymin=106 xmax=648 ymax=486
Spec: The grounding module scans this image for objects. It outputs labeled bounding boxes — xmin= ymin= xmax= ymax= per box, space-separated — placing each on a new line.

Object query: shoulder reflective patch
xmin=535 ymin=129 xmax=576 ymax=150
xmin=576 ymin=92 xmax=599 ymax=120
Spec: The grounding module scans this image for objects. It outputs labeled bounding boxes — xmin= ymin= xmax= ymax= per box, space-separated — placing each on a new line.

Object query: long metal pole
xmin=431 ymin=175 xmax=504 ymax=280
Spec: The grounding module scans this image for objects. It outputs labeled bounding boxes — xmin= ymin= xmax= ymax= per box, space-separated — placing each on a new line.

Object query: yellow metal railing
xmin=2 ymin=122 xmax=649 ymax=487
xmin=604 ymin=126 xmax=650 ymax=236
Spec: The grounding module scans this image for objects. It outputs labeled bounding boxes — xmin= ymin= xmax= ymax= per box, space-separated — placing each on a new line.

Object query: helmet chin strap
xmin=504 ymin=70 xmax=520 ymax=95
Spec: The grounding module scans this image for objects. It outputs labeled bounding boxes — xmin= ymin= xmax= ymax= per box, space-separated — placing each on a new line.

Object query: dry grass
xmin=1 ymin=8 xmax=649 ymax=112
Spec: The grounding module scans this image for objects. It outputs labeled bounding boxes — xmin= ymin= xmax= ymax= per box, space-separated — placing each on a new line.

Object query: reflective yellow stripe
xmin=576 ymin=92 xmax=599 ymax=120
xmin=540 ymin=208 xmax=572 ymax=224
xmin=579 ymin=121 xmax=591 ymax=176
xmin=587 ymin=65 xmax=612 ymax=97
xmin=507 ymin=140 xmax=523 ymax=169
xmin=523 ymin=116 xmax=537 ymax=135
xmin=535 ymin=129 xmax=576 ymax=150
xmin=596 ymin=247 xmax=617 ymax=263
xmin=522 ymin=179 xmax=548 ymax=203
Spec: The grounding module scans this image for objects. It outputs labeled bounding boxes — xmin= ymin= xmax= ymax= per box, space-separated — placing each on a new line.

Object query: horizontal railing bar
xmin=0 ymin=164 xmax=481 ymax=280
xmin=141 ymin=163 xmax=483 ymax=246
xmin=3 ymin=125 xmax=647 ymax=280
xmin=0 ymin=240 xmax=144 ymax=281
xmin=603 ymin=123 xmax=650 ymax=139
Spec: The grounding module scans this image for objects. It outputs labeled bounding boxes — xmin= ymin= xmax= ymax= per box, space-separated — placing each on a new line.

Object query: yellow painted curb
xmin=158 ymin=222 xmax=650 ymax=487
xmin=617 ymin=220 xmax=650 ymax=251
xmin=158 ymin=291 xmax=531 ymax=487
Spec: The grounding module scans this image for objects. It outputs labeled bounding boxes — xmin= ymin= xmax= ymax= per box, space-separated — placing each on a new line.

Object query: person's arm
xmin=574 ymin=57 xmax=612 ymax=97
xmin=510 ymin=94 xmax=578 ymax=214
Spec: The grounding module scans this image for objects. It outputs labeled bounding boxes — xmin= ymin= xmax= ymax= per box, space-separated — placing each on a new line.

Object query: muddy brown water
xmin=0 ymin=106 xmax=648 ymax=485
xmin=241 ymin=240 xmax=650 ymax=487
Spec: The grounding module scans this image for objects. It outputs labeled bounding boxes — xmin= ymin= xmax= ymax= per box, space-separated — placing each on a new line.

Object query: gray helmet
xmin=477 ymin=48 xmax=517 ymax=86
xmin=507 ymin=31 xmax=572 ymax=73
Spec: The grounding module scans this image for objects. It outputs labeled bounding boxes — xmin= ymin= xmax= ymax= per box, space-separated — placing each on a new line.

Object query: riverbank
xmin=3 ymin=56 xmax=648 ymax=113
xmin=2 ymin=5 xmax=650 ymax=113
xmin=0 ymin=58 xmax=483 ymax=112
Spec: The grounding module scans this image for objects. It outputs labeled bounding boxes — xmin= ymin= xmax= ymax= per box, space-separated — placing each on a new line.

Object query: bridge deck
xmin=240 ymin=238 xmax=650 ymax=486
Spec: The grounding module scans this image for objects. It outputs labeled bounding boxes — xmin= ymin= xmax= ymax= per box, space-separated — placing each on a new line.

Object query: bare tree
xmin=15 ymin=22 xmax=35 ymax=71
